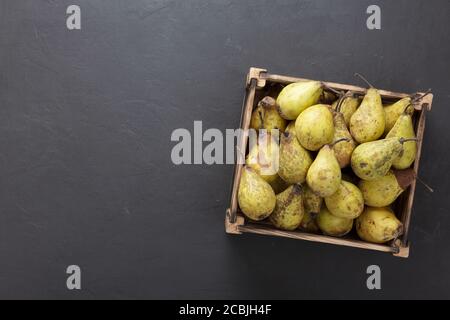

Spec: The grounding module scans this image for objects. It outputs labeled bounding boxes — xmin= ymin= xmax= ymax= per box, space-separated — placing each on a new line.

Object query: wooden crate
xmin=225 ymin=67 xmax=433 ymax=258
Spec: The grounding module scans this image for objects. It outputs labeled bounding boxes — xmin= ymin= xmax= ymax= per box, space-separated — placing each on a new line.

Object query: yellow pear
xmin=278 ymin=132 xmax=313 ymax=184
xmin=250 ymin=96 xmax=287 ymax=132
xmin=350 ymin=88 xmax=385 ymax=143
xmin=295 ymin=104 xmax=334 ymax=151
xmin=238 ymin=167 xmax=276 ymax=221
xmin=269 ymin=184 xmax=304 ymax=231
xmin=356 ymin=207 xmax=403 ymax=243
xmin=351 ymin=137 xmax=415 ymax=181
xmin=317 ymin=207 xmax=353 ymax=237
xmin=358 ymin=169 xmax=414 ymax=207
xmin=331 ymin=93 xmax=360 ymax=126
xmin=384 ymin=97 xmax=414 ymax=135
xmin=277 ymin=81 xmax=323 ymax=120
xmin=325 ymin=181 xmax=364 ymax=219
xmin=386 ymin=112 xmax=417 ymax=169
xmin=331 ymin=107 xmax=356 ymax=168
xmin=303 ymin=185 xmax=323 ymax=214
xmin=306 ymin=142 xmax=343 ymax=197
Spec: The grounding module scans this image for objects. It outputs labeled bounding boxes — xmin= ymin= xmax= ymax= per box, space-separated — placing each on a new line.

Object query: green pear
xmin=303 ymin=185 xmax=323 ymax=214
xmin=306 ymin=143 xmax=342 ymax=197
xmin=350 ymin=88 xmax=385 ymax=143
xmin=300 ymin=212 xmax=320 ymax=233
xmin=331 ymin=94 xmax=360 ymax=126
xmin=278 ymin=132 xmax=313 ymax=184
xmin=246 ymin=133 xmax=279 ymax=183
xmin=356 ymin=207 xmax=403 ymax=244
xmin=332 ymin=109 xmax=356 ymax=168
xmin=351 ymin=138 xmax=415 ymax=181
xmin=250 ymin=96 xmax=287 ymax=132
xmin=359 ymin=169 xmax=414 ymax=207
xmin=295 ymin=104 xmax=334 ymax=151
xmin=384 ymin=97 xmax=414 ymax=135
xmin=277 ymin=81 xmax=323 ymax=120
xmin=386 ymin=112 xmax=417 ymax=169
xmin=325 ymin=181 xmax=364 ymax=219
xmin=269 ymin=184 xmax=304 ymax=231
xmin=317 ymin=207 xmax=353 ymax=237
xmin=238 ymin=167 xmax=276 ymax=221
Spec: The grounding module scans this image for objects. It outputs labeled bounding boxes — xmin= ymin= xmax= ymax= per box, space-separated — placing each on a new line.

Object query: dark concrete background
xmin=0 ymin=0 xmax=449 ymax=299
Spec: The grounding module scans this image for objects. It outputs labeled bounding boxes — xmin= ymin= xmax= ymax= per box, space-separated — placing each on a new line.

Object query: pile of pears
xmin=238 ymin=78 xmax=423 ymax=244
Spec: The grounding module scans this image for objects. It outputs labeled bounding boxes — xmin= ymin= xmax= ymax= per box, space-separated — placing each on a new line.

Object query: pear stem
xmin=354 ymin=73 xmax=374 ymax=88
xmin=402 ymin=103 xmax=413 ymax=114
xmin=330 ymin=137 xmax=350 ymax=147
xmin=258 ymin=110 xmax=265 ymax=130
xmin=414 ymin=174 xmax=434 ymax=193
xmin=335 ymin=95 xmax=349 ymax=113
xmin=321 ymin=83 xmax=344 ymax=96
xmin=399 ymin=137 xmax=418 ymax=144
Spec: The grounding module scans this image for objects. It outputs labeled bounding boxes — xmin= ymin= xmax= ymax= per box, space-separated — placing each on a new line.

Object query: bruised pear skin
xmin=278 ymin=132 xmax=313 ymax=184
xmin=332 ymin=111 xmax=356 ymax=168
xmin=303 ymin=185 xmax=323 ymax=214
xmin=306 ymin=144 xmax=342 ymax=197
xmin=295 ymin=104 xmax=334 ymax=151
xmin=317 ymin=207 xmax=353 ymax=237
xmin=246 ymin=134 xmax=279 ymax=183
xmin=351 ymin=138 xmax=403 ymax=181
xmin=324 ymin=181 xmax=364 ymax=219
xmin=300 ymin=212 xmax=319 ymax=233
xmin=384 ymin=97 xmax=414 ymax=135
xmin=332 ymin=95 xmax=360 ymax=126
xmin=358 ymin=171 xmax=404 ymax=207
xmin=356 ymin=207 xmax=403 ymax=244
xmin=250 ymin=96 xmax=287 ymax=132
xmin=269 ymin=184 xmax=304 ymax=231
xmin=386 ymin=113 xmax=417 ymax=169
xmin=350 ymin=88 xmax=385 ymax=143
xmin=277 ymin=81 xmax=323 ymax=120
xmin=238 ymin=167 xmax=276 ymax=221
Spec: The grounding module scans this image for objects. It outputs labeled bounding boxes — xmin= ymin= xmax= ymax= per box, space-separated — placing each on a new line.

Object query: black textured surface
xmin=0 ymin=0 xmax=449 ymax=299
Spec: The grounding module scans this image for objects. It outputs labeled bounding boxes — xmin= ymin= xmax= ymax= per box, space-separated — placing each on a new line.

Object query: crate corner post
xmin=225 ymin=209 xmax=244 ymax=235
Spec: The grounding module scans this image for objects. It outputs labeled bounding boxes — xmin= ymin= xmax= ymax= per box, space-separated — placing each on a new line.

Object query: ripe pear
xmin=356 ymin=207 xmax=403 ymax=243
xmin=331 ymin=94 xmax=360 ymax=126
xmin=359 ymin=169 xmax=415 ymax=207
xmin=351 ymin=137 xmax=415 ymax=181
xmin=303 ymin=185 xmax=323 ymax=214
xmin=386 ymin=112 xmax=417 ymax=169
xmin=300 ymin=212 xmax=320 ymax=233
xmin=332 ymin=109 xmax=356 ymax=168
xmin=325 ymin=181 xmax=364 ymax=219
xmin=384 ymin=97 xmax=414 ymax=135
xmin=317 ymin=207 xmax=353 ymax=237
xmin=238 ymin=167 xmax=276 ymax=221
xmin=306 ymin=142 xmax=342 ymax=197
xmin=278 ymin=132 xmax=313 ymax=184
xmin=250 ymin=96 xmax=287 ymax=132
xmin=350 ymin=88 xmax=385 ymax=143
xmin=285 ymin=121 xmax=296 ymax=135
xmin=295 ymin=104 xmax=334 ymax=151
xmin=277 ymin=81 xmax=323 ymax=120
xmin=246 ymin=133 xmax=279 ymax=183
xmin=269 ymin=184 xmax=304 ymax=231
